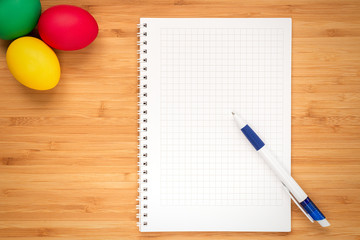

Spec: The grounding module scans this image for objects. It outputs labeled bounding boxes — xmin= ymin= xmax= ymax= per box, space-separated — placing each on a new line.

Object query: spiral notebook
xmin=137 ymin=18 xmax=292 ymax=232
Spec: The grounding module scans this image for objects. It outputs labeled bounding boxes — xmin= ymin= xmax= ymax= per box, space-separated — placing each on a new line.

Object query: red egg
xmin=38 ymin=5 xmax=98 ymax=51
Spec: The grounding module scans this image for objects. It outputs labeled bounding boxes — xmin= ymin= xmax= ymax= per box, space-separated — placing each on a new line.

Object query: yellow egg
xmin=6 ymin=36 xmax=60 ymax=90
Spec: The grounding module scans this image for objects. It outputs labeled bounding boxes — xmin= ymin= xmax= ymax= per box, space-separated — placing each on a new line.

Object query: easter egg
xmin=6 ymin=37 xmax=61 ymax=90
xmin=0 ymin=0 xmax=41 ymax=40
xmin=38 ymin=5 xmax=98 ymax=51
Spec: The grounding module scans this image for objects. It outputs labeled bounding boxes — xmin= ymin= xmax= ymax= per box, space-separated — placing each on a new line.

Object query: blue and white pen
xmin=232 ymin=112 xmax=330 ymax=227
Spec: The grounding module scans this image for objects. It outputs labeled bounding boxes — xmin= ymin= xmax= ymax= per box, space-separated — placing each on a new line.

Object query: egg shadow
xmin=28 ymin=25 xmax=41 ymax=39
xmin=17 ymin=80 xmax=60 ymax=105
xmin=54 ymin=39 xmax=100 ymax=64
xmin=0 ymin=40 xmax=11 ymax=54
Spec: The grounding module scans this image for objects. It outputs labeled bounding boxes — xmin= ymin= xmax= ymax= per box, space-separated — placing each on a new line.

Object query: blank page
xmin=138 ymin=18 xmax=292 ymax=232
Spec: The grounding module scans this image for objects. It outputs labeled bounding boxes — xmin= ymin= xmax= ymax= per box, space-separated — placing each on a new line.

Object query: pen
xmin=232 ymin=112 xmax=330 ymax=227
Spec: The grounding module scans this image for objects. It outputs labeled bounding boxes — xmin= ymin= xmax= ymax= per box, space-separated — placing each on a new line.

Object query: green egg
xmin=0 ymin=0 xmax=41 ymax=40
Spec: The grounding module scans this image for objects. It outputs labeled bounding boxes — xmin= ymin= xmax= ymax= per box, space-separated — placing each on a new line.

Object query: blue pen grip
xmin=300 ymin=197 xmax=326 ymax=221
xmin=241 ymin=125 xmax=265 ymax=151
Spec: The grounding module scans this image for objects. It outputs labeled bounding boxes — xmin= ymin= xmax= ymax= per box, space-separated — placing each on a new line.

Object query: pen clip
xmin=281 ymin=184 xmax=314 ymax=223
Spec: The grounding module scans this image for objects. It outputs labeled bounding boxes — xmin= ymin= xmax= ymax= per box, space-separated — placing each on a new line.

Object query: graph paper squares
xmin=160 ymin=28 xmax=285 ymax=206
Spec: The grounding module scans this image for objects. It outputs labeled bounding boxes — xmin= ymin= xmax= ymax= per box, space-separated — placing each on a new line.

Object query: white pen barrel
xmin=258 ymin=146 xmax=308 ymax=202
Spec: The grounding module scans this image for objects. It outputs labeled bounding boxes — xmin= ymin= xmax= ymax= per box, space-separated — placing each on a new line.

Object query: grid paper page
xmin=142 ymin=18 xmax=291 ymax=232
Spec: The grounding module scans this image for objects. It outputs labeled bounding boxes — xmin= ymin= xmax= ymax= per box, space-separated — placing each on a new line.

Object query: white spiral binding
xmin=137 ymin=22 xmax=148 ymax=230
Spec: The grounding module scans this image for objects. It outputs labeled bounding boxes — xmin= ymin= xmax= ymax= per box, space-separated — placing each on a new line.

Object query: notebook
xmin=137 ymin=18 xmax=292 ymax=232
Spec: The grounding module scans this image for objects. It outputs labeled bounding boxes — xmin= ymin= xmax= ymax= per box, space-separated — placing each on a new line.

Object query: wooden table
xmin=0 ymin=0 xmax=359 ymax=239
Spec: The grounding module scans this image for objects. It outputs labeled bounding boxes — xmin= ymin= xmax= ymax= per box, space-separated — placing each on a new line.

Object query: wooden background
xmin=0 ymin=0 xmax=359 ymax=239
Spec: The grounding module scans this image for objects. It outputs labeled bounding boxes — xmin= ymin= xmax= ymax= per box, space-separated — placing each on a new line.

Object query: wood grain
xmin=0 ymin=0 xmax=359 ymax=239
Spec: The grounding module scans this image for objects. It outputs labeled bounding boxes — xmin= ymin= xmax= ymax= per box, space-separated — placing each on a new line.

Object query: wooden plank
xmin=0 ymin=0 xmax=359 ymax=239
